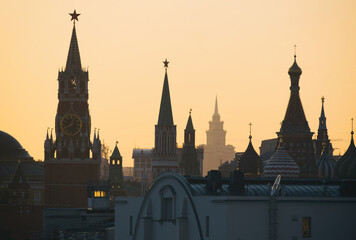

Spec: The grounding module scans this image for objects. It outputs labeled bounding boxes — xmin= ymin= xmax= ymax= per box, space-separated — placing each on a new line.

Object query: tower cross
xmin=352 ymin=118 xmax=354 ymax=135
xmin=249 ymin=122 xmax=252 ymax=140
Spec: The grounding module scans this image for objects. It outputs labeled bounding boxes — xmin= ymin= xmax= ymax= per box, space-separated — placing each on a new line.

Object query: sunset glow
xmin=1 ymin=1 xmax=356 ymax=166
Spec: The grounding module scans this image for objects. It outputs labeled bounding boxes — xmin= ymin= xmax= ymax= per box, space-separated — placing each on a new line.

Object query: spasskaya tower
xmin=44 ymin=10 xmax=101 ymax=207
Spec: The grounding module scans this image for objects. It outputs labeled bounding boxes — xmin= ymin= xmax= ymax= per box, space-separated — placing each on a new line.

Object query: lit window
xmin=302 ymin=217 xmax=311 ymax=238
xmin=94 ymin=191 xmax=106 ymax=198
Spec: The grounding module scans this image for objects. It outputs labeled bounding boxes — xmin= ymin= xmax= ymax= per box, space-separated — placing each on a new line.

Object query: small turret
xmin=110 ymin=141 xmax=124 ymax=191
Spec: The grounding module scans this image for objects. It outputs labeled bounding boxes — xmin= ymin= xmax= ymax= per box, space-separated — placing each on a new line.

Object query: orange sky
xmin=1 ymin=1 xmax=356 ymax=166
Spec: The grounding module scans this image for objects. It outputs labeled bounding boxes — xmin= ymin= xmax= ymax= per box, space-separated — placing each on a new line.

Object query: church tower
xmin=315 ymin=96 xmax=332 ymax=157
xmin=152 ymin=60 xmax=178 ymax=178
xmin=203 ymin=97 xmax=235 ymax=176
xmin=277 ymin=52 xmax=316 ymax=177
xmin=44 ymin=11 xmax=100 ymax=207
xmin=109 ymin=142 xmax=124 ymax=198
xmin=180 ymin=110 xmax=200 ymax=176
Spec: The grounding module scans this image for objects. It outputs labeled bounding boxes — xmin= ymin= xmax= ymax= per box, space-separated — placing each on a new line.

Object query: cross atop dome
xmin=352 ymin=118 xmax=354 ymax=135
xmin=249 ymin=122 xmax=252 ymax=141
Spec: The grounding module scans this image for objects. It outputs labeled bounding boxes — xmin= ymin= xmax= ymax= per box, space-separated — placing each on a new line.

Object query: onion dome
xmin=335 ymin=131 xmax=356 ymax=179
xmin=263 ymin=139 xmax=300 ymax=178
xmin=316 ymin=149 xmax=335 ymax=179
xmin=288 ymin=55 xmax=302 ymax=76
xmin=0 ymin=130 xmax=32 ymax=161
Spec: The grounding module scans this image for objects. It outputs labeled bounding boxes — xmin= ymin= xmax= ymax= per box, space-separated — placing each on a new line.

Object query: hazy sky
xmin=1 ymin=1 xmax=356 ymax=166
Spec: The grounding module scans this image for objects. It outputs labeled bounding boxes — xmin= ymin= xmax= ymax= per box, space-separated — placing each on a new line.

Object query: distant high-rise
xmin=152 ymin=60 xmax=179 ymax=178
xmin=203 ymin=97 xmax=235 ymax=176
xmin=277 ymin=54 xmax=316 ymax=177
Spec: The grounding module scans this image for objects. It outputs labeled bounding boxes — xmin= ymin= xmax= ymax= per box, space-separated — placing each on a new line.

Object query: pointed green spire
xmin=185 ymin=109 xmax=194 ymax=131
xmin=157 ymin=60 xmax=174 ymax=126
xmin=65 ymin=25 xmax=82 ymax=73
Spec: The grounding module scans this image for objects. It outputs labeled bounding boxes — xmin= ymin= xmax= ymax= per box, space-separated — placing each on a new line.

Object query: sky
xmin=1 ymin=1 xmax=356 ymax=166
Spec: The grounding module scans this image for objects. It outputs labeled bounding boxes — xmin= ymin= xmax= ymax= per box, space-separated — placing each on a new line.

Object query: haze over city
xmin=1 ymin=0 xmax=356 ymax=166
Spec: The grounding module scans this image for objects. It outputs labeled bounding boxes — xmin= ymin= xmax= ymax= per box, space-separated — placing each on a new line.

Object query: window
xmin=160 ymin=186 xmax=175 ymax=221
xmin=302 ymin=217 xmax=311 ymax=238
xmin=94 ymin=191 xmax=106 ymax=198
xmin=162 ymin=197 xmax=173 ymax=220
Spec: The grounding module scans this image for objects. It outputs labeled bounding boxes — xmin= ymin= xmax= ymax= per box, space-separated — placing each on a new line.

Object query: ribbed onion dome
xmin=316 ymin=149 xmax=335 ymax=179
xmin=335 ymin=132 xmax=356 ymax=179
xmin=263 ymin=143 xmax=300 ymax=178
xmin=288 ymin=55 xmax=302 ymax=76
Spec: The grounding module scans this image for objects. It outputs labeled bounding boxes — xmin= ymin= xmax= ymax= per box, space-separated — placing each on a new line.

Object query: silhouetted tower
xmin=44 ymin=128 xmax=54 ymax=160
xmin=277 ymin=51 xmax=316 ymax=177
xmin=180 ymin=110 xmax=200 ymax=176
xmin=152 ymin=59 xmax=178 ymax=178
xmin=44 ymin=11 xmax=100 ymax=208
xmin=110 ymin=142 xmax=124 ymax=190
xmin=334 ymin=118 xmax=356 ymax=179
xmin=315 ymin=96 xmax=332 ymax=157
xmin=238 ymin=123 xmax=262 ymax=177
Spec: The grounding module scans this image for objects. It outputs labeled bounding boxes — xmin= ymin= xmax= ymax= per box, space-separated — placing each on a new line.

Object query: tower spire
xmin=185 ymin=109 xmax=194 ymax=131
xmin=46 ymin=127 xmax=50 ymax=140
xmin=352 ymin=118 xmax=354 ymax=136
xmin=249 ymin=122 xmax=252 ymax=142
xmin=319 ymin=96 xmax=327 ymax=130
xmin=214 ymin=95 xmax=219 ymax=115
xmin=66 ymin=11 xmax=82 ymax=73
xmin=157 ymin=59 xmax=174 ymax=126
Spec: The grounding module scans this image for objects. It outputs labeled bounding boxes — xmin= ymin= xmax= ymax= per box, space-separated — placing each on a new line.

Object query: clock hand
xmin=64 ymin=119 xmax=75 ymax=129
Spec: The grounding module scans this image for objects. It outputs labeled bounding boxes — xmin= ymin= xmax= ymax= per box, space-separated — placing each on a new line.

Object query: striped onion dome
xmin=316 ymin=149 xmax=335 ymax=179
xmin=263 ymin=144 xmax=300 ymax=178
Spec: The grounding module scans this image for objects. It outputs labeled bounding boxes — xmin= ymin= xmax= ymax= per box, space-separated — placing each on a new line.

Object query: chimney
xmin=229 ymin=170 xmax=245 ymax=194
xmin=206 ymin=170 xmax=222 ymax=194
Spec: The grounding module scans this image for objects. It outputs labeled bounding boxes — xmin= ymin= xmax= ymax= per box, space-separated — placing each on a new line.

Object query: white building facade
xmin=116 ymin=172 xmax=356 ymax=240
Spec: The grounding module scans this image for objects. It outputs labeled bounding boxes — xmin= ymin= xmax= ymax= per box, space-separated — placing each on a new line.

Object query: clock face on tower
xmin=60 ymin=114 xmax=82 ymax=136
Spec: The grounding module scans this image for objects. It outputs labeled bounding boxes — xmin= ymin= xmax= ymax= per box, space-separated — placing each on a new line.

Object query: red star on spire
xmin=69 ymin=10 xmax=80 ymax=23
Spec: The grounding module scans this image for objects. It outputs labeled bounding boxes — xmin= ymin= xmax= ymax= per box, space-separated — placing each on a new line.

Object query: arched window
xmin=159 ymin=185 xmax=176 ymax=220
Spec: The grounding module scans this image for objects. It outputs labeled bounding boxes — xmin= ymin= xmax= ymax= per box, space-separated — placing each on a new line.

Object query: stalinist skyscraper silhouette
xmin=203 ymin=97 xmax=235 ymax=176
